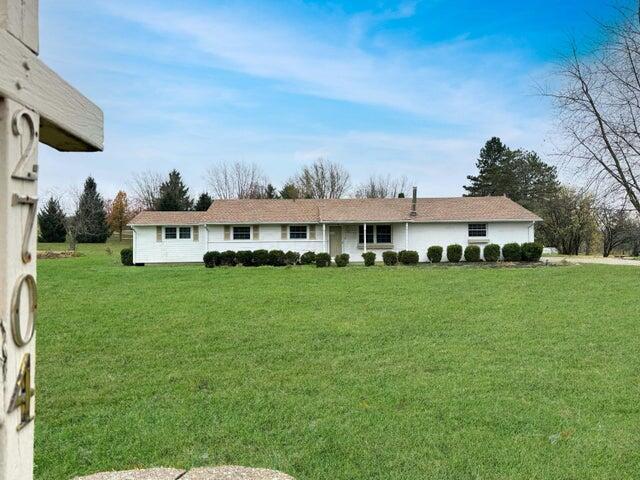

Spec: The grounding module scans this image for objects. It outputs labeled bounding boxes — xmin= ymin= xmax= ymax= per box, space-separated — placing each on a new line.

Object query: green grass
xmin=35 ymin=243 xmax=640 ymax=479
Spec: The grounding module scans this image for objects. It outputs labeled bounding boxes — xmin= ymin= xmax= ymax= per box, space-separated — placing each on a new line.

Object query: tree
xmin=550 ymin=9 xmax=640 ymax=216
xmin=107 ymin=191 xmax=130 ymax=241
xmin=537 ymin=187 xmax=597 ymax=255
xmin=130 ymin=170 xmax=163 ymax=210
xmin=206 ymin=161 xmax=268 ymax=199
xmin=596 ymin=202 xmax=634 ymax=257
xmin=38 ymin=197 xmax=67 ymax=243
xmin=280 ymin=183 xmax=301 ymax=199
xmin=157 ymin=169 xmax=193 ymax=211
xmin=291 ymin=158 xmax=350 ymax=199
xmin=263 ymin=184 xmax=280 ymax=199
xmin=354 ymin=174 xmax=409 ymax=198
xmin=464 ymin=137 xmax=560 ymax=212
xmin=194 ymin=192 xmax=213 ymax=211
xmin=72 ymin=176 xmax=110 ymax=243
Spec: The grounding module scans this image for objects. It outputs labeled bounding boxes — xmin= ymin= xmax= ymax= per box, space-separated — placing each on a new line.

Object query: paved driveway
xmin=544 ymin=256 xmax=640 ymax=267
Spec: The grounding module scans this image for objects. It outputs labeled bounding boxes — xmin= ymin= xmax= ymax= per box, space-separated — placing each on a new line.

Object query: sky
xmin=37 ymin=0 xmax=627 ymax=206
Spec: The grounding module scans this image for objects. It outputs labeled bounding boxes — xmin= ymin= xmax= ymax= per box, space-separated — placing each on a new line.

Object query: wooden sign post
xmin=0 ymin=1 xmax=103 ymax=479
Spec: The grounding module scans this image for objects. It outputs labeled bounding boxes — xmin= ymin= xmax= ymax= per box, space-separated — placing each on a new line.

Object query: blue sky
xmin=38 ymin=0 xmax=626 ymax=204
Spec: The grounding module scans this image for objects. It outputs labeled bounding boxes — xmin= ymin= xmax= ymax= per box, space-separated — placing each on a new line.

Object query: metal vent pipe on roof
xmin=410 ymin=186 xmax=417 ymax=216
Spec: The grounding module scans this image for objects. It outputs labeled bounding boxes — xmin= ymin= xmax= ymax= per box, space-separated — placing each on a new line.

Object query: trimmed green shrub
xmin=236 ymin=250 xmax=253 ymax=266
xmin=521 ymin=242 xmax=543 ymax=262
xmin=502 ymin=243 xmax=521 ymax=262
xmin=335 ymin=253 xmax=350 ymax=267
xmin=427 ymin=246 xmax=443 ymax=263
xmin=382 ymin=251 xmax=398 ymax=266
xmin=220 ymin=250 xmax=237 ymax=266
xmin=399 ymin=250 xmax=419 ymax=265
xmin=203 ymin=251 xmax=220 ymax=268
xmin=483 ymin=244 xmax=500 ymax=262
xmin=464 ymin=245 xmax=481 ymax=262
xmin=252 ymin=249 xmax=270 ymax=266
xmin=316 ymin=252 xmax=331 ymax=267
xmin=362 ymin=251 xmax=376 ymax=266
xmin=284 ymin=251 xmax=300 ymax=265
xmin=120 ymin=248 xmax=133 ymax=266
xmin=300 ymin=251 xmax=316 ymax=265
xmin=447 ymin=244 xmax=463 ymax=263
xmin=268 ymin=250 xmax=286 ymax=266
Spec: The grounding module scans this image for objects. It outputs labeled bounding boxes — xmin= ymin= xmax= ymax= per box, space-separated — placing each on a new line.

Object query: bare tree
xmin=596 ymin=200 xmax=634 ymax=256
xmin=129 ymin=171 xmax=163 ymax=210
xmin=550 ymin=9 xmax=640 ymax=215
xmin=291 ymin=158 xmax=351 ymax=199
xmin=354 ymin=174 xmax=409 ymax=198
xmin=206 ymin=161 xmax=269 ymax=199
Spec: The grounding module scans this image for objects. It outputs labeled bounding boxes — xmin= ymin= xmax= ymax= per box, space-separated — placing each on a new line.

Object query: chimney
xmin=410 ymin=186 xmax=417 ymax=217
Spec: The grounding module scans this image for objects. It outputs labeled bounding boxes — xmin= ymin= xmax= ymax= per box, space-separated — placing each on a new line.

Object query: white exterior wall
xmin=132 ymin=225 xmax=207 ymax=264
xmin=132 ymin=221 xmax=535 ymax=264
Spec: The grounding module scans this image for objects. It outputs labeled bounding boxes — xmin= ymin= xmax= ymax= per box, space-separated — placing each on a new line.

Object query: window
xmin=165 ymin=227 xmax=177 ymax=239
xmin=289 ymin=225 xmax=308 ymax=239
xmin=359 ymin=225 xmax=392 ymax=244
xmin=233 ymin=226 xmax=251 ymax=240
xmin=468 ymin=223 xmax=487 ymax=237
xmin=179 ymin=227 xmax=191 ymax=239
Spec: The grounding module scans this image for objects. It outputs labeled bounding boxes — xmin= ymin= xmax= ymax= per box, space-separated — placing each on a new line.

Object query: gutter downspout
xmin=405 ymin=222 xmax=409 ymax=251
xmin=363 ymin=223 xmax=367 ymax=253
xmin=322 ymin=223 xmax=326 ymax=253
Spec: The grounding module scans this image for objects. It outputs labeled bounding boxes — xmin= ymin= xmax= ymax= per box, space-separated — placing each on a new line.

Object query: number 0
xmin=11 ymin=274 xmax=37 ymax=347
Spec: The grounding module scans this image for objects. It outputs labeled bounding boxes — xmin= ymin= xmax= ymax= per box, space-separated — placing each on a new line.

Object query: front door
xmin=329 ymin=226 xmax=342 ymax=257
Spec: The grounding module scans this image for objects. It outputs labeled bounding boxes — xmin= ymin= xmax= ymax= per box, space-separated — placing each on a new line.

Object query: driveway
xmin=544 ymin=256 xmax=640 ymax=267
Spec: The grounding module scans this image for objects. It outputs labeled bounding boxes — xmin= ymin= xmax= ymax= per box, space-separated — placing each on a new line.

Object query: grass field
xmin=35 ymin=243 xmax=640 ymax=479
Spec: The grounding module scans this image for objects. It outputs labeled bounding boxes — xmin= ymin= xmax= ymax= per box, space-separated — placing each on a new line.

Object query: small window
xmin=179 ymin=227 xmax=191 ymax=239
xmin=165 ymin=227 xmax=177 ymax=239
xmin=358 ymin=225 xmax=375 ymax=244
xmin=289 ymin=225 xmax=308 ymax=239
xmin=376 ymin=225 xmax=392 ymax=243
xmin=233 ymin=226 xmax=251 ymax=240
xmin=468 ymin=223 xmax=487 ymax=237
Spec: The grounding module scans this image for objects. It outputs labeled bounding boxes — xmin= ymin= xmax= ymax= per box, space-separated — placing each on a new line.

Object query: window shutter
xmin=193 ymin=226 xmax=199 ymax=242
xmin=224 ymin=226 xmax=231 ymax=240
xmin=156 ymin=226 xmax=162 ymax=242
xmin=309 ymin=225 xmax=316 ymax=240
xmin=253 ymin=225 xmax=260 ymax=240
xmin=281 ymin=225 xmax=288 ymax=240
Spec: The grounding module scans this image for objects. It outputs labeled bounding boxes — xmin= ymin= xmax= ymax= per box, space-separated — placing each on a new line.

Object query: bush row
xmin=423 ymin=242 xmax=543 ymax=263
xmin=204 ymin=249 xmax=300 ymax=267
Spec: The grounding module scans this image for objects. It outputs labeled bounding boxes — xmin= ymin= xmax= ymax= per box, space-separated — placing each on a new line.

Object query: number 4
xmin=8 ymin=353 xmax=35 ymax=431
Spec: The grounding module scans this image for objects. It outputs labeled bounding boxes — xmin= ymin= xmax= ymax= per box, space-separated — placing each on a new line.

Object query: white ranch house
xmin=129 ymin=194 xmax=541 ymax=264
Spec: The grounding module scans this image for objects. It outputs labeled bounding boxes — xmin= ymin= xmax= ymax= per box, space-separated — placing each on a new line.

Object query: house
xmin=128 ymin=190 xmax=541 ymax=264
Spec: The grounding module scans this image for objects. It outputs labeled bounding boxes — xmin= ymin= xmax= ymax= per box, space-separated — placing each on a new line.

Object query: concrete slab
xmin=73 ymin=468 xmax=185 ymax=480
xmin=182 ymin=466 xmax=295 ymax=480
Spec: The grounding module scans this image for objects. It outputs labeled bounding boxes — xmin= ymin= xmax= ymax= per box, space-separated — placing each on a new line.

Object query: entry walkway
xmin=75 ymin=466 xmax=295 ymax=480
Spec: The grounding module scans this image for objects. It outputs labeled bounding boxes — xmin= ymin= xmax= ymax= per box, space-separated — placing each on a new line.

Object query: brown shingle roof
xmin=129 ymin=196 xmax=541 ymax=225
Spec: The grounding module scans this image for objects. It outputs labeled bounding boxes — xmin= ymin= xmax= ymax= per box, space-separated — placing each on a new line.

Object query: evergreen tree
xmin=157 ymin=170 xmax=193 ymax=211
xmin=74 ymin=176 xmax=110 ymax=243
xmin=280 ymin=183 xmax=301 ymax=199
xmin=463 ymin=137 xmax=560 ymax=212
xmin=264 ymin=184 xmax=280 ymax=199
xmin=38 ymin=197 xmax=67 ymax=243
xmin=108 ymin=191 xmax=130 ymax=241
xmin=194 ymin=192 xmax=213 ymax=211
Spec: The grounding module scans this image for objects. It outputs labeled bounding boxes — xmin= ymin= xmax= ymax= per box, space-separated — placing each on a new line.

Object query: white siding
xmin=132 ymin=225 xmax=206 ymax=264
xmin=207 ymin=224 xmax=324 ymax=253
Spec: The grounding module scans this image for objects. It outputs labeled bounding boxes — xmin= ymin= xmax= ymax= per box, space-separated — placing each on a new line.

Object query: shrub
xmin=521 ymin=242 xmax=543 ymax=262
xmin=268 ymin=250 xmax=286 ymax=266
xmin=335 ymin=253 xmax=350 ymax=267
xmin=483 ymin=243 xmax=500 ymax=262
xmin=447 ymin=244 xmax=463 ymax=263
xmin=220 ymin=250 xmax=237 ymax=266
xmin=120 ymin=248 xmax=133 ymax=266
xmin=399 ymin=250 xmax=419 ymax=265
xmin=203 ymin=251 xmax=220 ymax=268
xmin=427 ymin=246 xmax=443 ymax=263
xmin=464 ymin=245 xmax=481 ymax=262
xmin=362 ymin=251 xmax=376 ymax=266
xmin=382 ymin=251 xmax=398 ymax=266
xmin=316 ymin=252 xmax=331 ymax=267
xmin=236 ymin=250 xmax=253 ymax=266
xmin=502 ymin=243 xmax=521 ymax=262
xmin=300 ymin=251 xmax=316 ymax=265
xmin=252 ymin=249 xmax=270 ymax=266
xmin=284 ymin=251 xmax=300 ymax=265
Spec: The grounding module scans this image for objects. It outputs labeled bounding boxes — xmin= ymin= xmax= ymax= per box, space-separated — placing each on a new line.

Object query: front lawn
xmin=35 ymin=244 xmax=640 ymax=479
